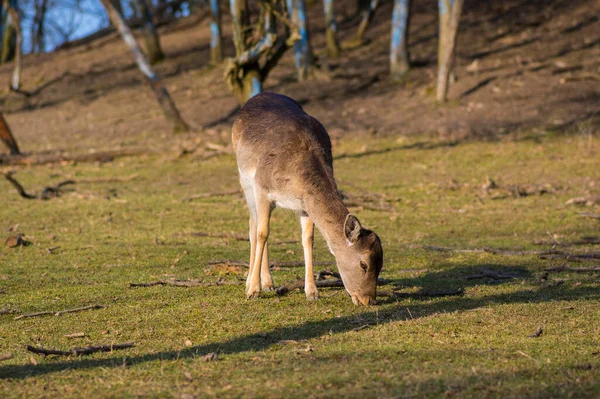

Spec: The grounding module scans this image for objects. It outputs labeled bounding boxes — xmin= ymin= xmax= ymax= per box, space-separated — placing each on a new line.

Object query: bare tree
xmin=133 ymin=0 xmax=165 ymax=64
xmin=390 ymin=0 xmax=410 ymax=79
xmin=31 ymin=0 xmax=49 ymax=53
xmin=99 ymin=0 xmax=189 ymax=132
xmin=353 ymin=0 xmax=378 ymax=45
xmin=225 ymin=0 xmax=299 ymax=102
xmin=287 ymin=0 xmax=312 ymax=81
xmin=209 ymin=0 xmax=222 ymax=63
xmin=436 ymin=0 xmax=463 ymax=102
xmin=323 ymin=0 xmax=340 ymax=58
xmin=5 ymin=1 xmax=22 ymax=91
xmin=0 ymin=112 xmax=20 ymax=155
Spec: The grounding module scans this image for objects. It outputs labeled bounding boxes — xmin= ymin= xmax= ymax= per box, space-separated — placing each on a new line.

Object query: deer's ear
xmin=344 ymin=214 xmax=362 ymax=244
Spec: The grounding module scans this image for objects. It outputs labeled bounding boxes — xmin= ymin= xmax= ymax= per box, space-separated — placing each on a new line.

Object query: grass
xmin=0 ymin=132 xmax=599 ymax=398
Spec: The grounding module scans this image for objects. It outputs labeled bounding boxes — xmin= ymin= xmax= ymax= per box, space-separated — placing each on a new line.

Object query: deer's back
xmin=232 ymin=93 xmax=334 ymax=197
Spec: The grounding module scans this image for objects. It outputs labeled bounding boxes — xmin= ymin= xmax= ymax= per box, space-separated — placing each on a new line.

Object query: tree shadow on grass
xmin=3 ymin=261 xmax=597 ymax=379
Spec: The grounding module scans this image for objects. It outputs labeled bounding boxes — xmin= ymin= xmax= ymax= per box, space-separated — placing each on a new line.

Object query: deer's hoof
xmin=246 ymin=287 xmax=260 ymax=299
xmin=305 ymin=288 xmax=319 ymax=301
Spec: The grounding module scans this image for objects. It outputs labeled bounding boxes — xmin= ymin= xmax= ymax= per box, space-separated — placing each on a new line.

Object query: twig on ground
xmin=129 ymin=278 xmax=241 ymax=288
xmin=545 ymin=265 xmax=600 ymax=273
xmin=2 ymin=171 xmax=36 ymax=199
xmin=175 ymin=231 xmax=249 ymax=241
xmin=206 ymin=260 xmax=334 ymax=268
xmin=528 ymin=326 xmax=543 ymax=338
xmin=0 ymin=308 xmax=14 ymax=315
xmin=276 ymin=278 xmax=391 ymax=296
xmin=410 ymin=244 xmax=546 ymax=256
xmin=14 ymin=304 xmax=105 ymax=320
xmin=534 ymin=236 xmax=600 ymax=246
xmin=378 ymin=288 xmax=464 ymax=298
xmin=74 ymin=174 xmax=140 ymax=184
xmin=465 ymin=270 xmax=518 ymax=280
xmin=0 ymin=148 xmax=149 ymax=166
xmin=578 ymin=213 xmax=600 ymax=220
xmin=539 ymin=252 xmax=600 ymax=262
xmin=65 ymin=332 xmax=87 ymax=338
xmin=27 ymin=342 xmax=134 ymax=357
xmin=566 ymin=196 xmax=600 ymax=206
xmin=317 ymin=270 xmax=341 ymax=280
xmin=181 ymin=189 xmax=241 ymax=202
xmin=0 ymin=352 xmax=14 ymax=361
xmin=2 ymin=171 xmax=75 ymax=200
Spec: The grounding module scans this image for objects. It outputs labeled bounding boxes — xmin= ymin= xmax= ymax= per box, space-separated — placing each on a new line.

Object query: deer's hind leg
xmin=301 ymin=214 xmax=318 ymax=301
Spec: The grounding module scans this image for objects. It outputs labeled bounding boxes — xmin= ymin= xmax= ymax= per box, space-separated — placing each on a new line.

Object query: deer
xmin=232 ymin=92 xmax=383 ymax=306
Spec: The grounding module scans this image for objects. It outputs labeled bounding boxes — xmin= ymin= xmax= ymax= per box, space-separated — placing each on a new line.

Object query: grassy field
xmin=1 ymin=132 xmax=599 ymax=398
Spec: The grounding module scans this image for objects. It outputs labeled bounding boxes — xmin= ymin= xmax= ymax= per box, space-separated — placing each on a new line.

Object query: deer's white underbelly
xmin=268 ymin=192 xmax=303 ymax=211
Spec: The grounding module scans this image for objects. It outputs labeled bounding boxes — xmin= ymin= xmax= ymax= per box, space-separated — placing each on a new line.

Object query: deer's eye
xmin=359 ymin=261 xmax=368 ymax=273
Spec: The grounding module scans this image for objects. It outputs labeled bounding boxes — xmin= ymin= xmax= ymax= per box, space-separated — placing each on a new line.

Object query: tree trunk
xmin=323 ymin=0 xmax=340 ymax=58
xmin=31 ymin=0 xmax=48 ymax=53
xmin=289 ymin=0 xmax=312 ymax=81
xmin=436 ymin=0 xmax=463 ymax=103
xmin=209 ymin=0 xmax=222 ymax=63
xmin=389 ymin=0 xmax=410 ymax=80
xmin=354 ymin=0 xmax=378 ymax=44
xmin=6 ymin=4 xmax=21 ymax=91
xmin=99 ymin=0 xmax=189 ymax=132
xmin=0 ymin=112 xmax=20 ymax=155
xmin=111 ymin=0 xmax=123 ymax=16
xmin=1 ymin=12 xmax=15 ymax=64
xmin=133 ymin=0 xmax=165 ymax=64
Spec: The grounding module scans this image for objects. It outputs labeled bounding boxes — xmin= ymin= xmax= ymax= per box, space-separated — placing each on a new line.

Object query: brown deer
xmin=232 ymin=92 xmax=383 ymax=305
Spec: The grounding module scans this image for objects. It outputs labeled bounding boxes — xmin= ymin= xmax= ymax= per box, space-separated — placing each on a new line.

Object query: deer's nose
xmin=351 ymin=294 xmax=377 ymax=306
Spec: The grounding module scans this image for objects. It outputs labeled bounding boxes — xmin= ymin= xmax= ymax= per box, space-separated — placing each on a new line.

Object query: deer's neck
xmin=304 ymin=185 xmax=349 ymax=253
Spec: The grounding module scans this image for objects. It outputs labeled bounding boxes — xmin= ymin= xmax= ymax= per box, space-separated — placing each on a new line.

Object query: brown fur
xmin=232 ymin=92 xmax=383 ymax=305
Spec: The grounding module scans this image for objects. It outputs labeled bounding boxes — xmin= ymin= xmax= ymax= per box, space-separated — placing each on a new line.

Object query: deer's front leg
xmin=260 ymin=241 xmax=274 ymax=291
xmin=301 ymin=215 xmax=318 ymax=301
xmin=247 ymin=195 xmax=273 ymax=299
xmin=246 ymin=216 xmax=257 ymax=294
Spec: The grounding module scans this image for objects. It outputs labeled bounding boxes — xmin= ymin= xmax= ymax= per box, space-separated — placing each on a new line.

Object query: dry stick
xmin=378 ymin=288 xmax=464 ymax=298
xmin=539 ymin=253 xmax=600 ymax=262
xmin=180 ymin=231 xmax=249 ymax=241
xmin=534 ymin=237 xmax=600 ymax=246
xmin=74 ymin=174 xmax=140 ymax=184
xmin=465 ymin=270 xmax=517 ymax=280
xmin=14 ymin=305 xmax=105 ymax=320
xmin=579 ymin=213 xmax=600 ymax=220
xmin=0 ymin=148 xmax=149 ymax=166
xmin=27 ymin=342 xmax=135 ymax=357
xmin=182 ymin=189 xmax=241 ymax=202
xmin=2 ymin=171 xmax=36 ymax=199
xmin=129 ymin=278 xmax=241 ymax=288
xmin=206 ymin=260 xmax=335 ymax=268
xmin=411 ymin=244 xmax=557 ymax=256
xmin=276 ymin=278 xmax=391 ymax=296
xmin=545 ymin=265 xmax=600 ymax=273
xmin=0 ymin=352 xmax=14 ymax=362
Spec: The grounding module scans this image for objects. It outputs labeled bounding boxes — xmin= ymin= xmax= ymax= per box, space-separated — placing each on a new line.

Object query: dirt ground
xmin=0 ymin=0 xmax=598 ymax=156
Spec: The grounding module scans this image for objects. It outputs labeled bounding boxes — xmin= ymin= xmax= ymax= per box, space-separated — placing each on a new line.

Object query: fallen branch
xmin=276 ymin=278 xmax=391 ymax=296
xmin=74 ymin=174 xmax=140 ymax=184
xmin=579 ymin=213 xmax=600 ymax=220
xmin=182 ymin=189 xmax=241 ymax=202
xmin=545 ymin=265 xmax=600 ymax=273
xmin=566 ymin=196 xmax=600 ymax=206
xmin=378 ymin=288 xmax=464 ymax=298
xmin=27 ymin=342 xmax=134 ymax=357
xmin=465 ymin=270 xmax=518 ymax=280
xmin=410 ymin=244 xmax=547 ymax=256
xmin=0 ymin=148 xmax=149 ymax=166
xmin=206 ymin=260 xmax=335 ymax=268
xmin=176 ymin=231 xmax=249 ymax=241
xmin=129 ymin=278 xmax=241 ymax=288
xmin=0 ymin=352 xmax=13 ymax=362
xmin=14 ymin=305 xmax=105 ymax=320
xmin=534 ymin=236 xmax=600 ymax=246
xmin=539 ymin=252 xmax=600 ymax=262
xmin=2 ymin=171 xmax=75 ymax=200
